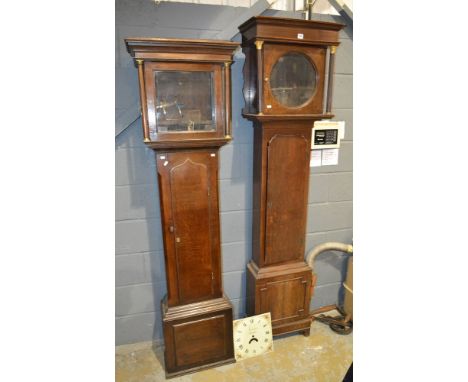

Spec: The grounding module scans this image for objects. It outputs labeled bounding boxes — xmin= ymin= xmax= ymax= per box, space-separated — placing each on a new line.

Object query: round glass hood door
xmin=269 ymin=52 xmax=316 ymax=108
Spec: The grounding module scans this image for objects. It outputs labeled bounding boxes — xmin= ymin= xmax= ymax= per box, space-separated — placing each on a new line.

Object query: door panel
xmin=169 ymin=156 xmax=214 ymax=303
xmin=259 ymin=276 xmax=308 ymax=324
xmin=172 ymin=315 xmax=227 ymax=368
xmin=265 ymin=134 xmax=309 ymax=265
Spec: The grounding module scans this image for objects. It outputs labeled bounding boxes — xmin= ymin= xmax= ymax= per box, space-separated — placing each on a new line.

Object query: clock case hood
xmin=125 ymin=37 xmax=239 ymax=150
xmin=239 ymin=16 xmax=344 ymax=119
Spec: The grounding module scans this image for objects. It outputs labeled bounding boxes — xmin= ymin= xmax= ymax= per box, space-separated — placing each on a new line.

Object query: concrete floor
xmin=116 ymin=319 xmax=353 ymax=382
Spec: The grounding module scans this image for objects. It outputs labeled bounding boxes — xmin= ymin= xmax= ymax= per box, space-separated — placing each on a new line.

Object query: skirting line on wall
xmin=116 ymin=339 xmax=164 ymax=355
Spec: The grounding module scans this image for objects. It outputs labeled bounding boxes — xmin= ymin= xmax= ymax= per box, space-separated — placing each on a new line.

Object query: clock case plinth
xmin=161 ymin=295 xmax=234 ymax=378
xmin=239 ymin=17 xmax=344 ymax=337
xmin=125 ymin=38 xmax=238 ymax=378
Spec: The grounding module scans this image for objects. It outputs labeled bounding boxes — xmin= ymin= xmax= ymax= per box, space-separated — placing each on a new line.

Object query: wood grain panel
xmin=170 ymin=158 xmax=213 ymax=303
xmin=265 ymin=134 xmax=309 ymax=265
xmin=261 ymin=277 xmax=307 ymax=323
xmin=173 ymin=315 xmax=226 ymax=367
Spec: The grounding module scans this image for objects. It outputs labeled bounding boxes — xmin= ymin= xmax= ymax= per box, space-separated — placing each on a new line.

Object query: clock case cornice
xmin=239 ymin=16 xmax=345 ymax=31
xmin=126 ymin=37 xmax=239 ymax=62
xmin=238 ymin=16 xmax=345 ymax=47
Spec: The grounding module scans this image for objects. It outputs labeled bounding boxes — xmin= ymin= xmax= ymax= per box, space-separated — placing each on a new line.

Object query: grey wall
xmin=116 ymin=0 xmax=352 ymax=346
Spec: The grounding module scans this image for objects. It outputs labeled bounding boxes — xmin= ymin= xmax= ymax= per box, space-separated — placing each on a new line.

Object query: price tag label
xmin=321 ymin=148 xmax=339 ymax=166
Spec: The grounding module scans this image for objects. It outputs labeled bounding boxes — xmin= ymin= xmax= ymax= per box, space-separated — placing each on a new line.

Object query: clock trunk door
xmin=158 ymin=150 xmax=222 ymax=306
xmin=264 ymin=132 xmax=310 ymax=265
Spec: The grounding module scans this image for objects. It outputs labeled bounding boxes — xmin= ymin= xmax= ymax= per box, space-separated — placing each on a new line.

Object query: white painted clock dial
xmin=233 ymin=312 xmax=273 ymax=360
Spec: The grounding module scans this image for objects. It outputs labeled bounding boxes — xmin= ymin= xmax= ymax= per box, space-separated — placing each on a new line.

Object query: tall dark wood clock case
xmin=238 ymin=17 xmax=344 ymax=336
xmin=125 ymin=38 xmax=239 ymax=378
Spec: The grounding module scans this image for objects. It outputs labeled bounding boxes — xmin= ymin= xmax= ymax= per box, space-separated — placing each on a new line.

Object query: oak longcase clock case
xmin=125 ymin=38 xmax=238 ymax=378
xmin=239 ymin=16 xmax=344 ymax=337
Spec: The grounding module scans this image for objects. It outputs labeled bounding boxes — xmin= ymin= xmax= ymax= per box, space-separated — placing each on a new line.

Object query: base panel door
xmin=162 ymin=302 xmax=235 ymax=377
xmin=248 ymin=266 xmax=312 ymax=336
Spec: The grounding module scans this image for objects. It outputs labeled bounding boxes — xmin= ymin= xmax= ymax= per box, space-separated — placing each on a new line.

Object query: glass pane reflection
xmin=155 ymin=71 xmax=216 ymax=133
xmin=270 ymin=53 xmax=316 ymax=108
